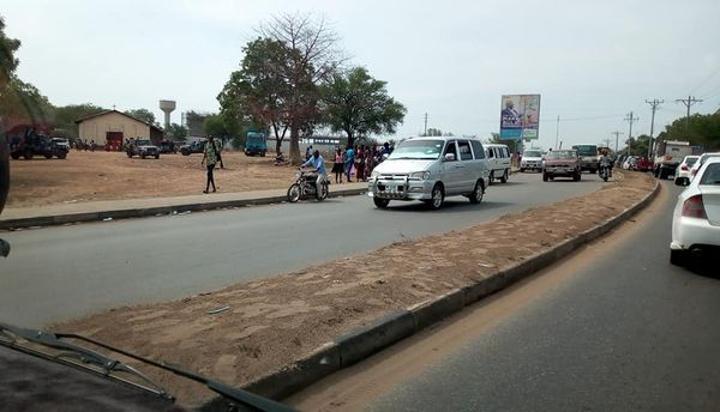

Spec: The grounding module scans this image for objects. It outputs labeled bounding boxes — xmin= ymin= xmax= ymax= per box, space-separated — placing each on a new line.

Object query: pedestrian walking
xmin=357 ymin=145 xmax=367 ymax=182
xmin=201 ymin=135 xmax=219 ymax=193
xmin=332 ymin=147 xmax=344 ymax=184
xmin=344 ymin=145 xmax=355 ymax=182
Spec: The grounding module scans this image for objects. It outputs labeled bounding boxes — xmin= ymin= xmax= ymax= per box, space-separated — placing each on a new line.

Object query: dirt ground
xmin=7 ymin=151 xmax=299 ymax=207
xmin=55 ymin=172 xmax=655 ymax=407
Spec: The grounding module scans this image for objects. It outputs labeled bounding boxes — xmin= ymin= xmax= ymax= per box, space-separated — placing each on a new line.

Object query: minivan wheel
xmin=373 ymin=197 xmax=390 ymax=209
xmin=543 ymin=173 xmax=549 ymax=182
xmin=488 ymin=171 xmax=495 ymax=185
xmin=426 ymin=183 xmax=444 ymax=210
xmin=670 ymin=249 xmax=686 ymax=266
xmin=500 ymin=169 xmax=509 ymax=183
xmin=468 ymin=180 xmax=484 ymax=204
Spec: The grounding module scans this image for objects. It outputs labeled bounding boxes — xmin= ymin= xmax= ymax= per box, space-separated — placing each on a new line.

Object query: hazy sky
xmin=3 ymin=0 xmax=720 ymax=148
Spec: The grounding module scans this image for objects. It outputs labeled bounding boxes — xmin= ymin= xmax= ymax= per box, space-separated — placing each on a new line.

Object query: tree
xmin=0 ymin=15 xmax=21 ymax=91
xmin=320 ymin=67 xmax=406 ymax=147
xmin=0 ymin=76 xmax=53 ymax=128
xmin=423 ymin=128 xmax=443 ymax=137
xmin=52 ymin=103 xmax=105 ymax=138
xmin=166 ymin=123 xmax=187 ymax=140
xmin=218 ymin=38 xmax=292 ymax=156
xmin=624 ymin=134 xmax=651 ymax=156
xmin=124 ymin=108 xmax=157 ymax=125
xmin=657 ymin=112 xmax=720 ymax=150
xmin=258 ymin=12 xmax=342 ymax=164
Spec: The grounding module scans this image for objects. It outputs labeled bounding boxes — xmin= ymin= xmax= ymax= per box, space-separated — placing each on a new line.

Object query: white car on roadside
xmin=670 ymin=157 xmax=720 ymax=265
xmin=674 ymin=155 xmax=699 ymax=185
xmin=688 ymin=152 xmax=720 ymax=181
xmin=484 ymin=144 xmax=512 ymax=184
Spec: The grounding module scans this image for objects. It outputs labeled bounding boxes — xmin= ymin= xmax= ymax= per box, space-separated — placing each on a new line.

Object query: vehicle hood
xmin=522 ymin=156 xmax=542 ymax=162
xmin=699 ymin=185 xmax=720 ymax=226
xmin=374 ymin=159 xmax=437 ymax=175
xmin=139 ymin=145 xmax=158 ymax=150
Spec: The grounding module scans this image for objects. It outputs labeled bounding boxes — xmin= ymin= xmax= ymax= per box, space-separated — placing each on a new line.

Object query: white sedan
xmin=670 ymin=157 xmax=720 ymax=265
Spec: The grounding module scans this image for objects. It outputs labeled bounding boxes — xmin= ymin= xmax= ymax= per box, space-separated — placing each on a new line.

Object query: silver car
xmin=368 ymin=137 xmax=489 ymax=209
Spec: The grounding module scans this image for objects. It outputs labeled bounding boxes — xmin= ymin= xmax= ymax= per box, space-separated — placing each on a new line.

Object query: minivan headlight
xmin=409 ymin=171 xmax=431 ymax=180
xmin=371 ymin=170 xmax=381 ymax=179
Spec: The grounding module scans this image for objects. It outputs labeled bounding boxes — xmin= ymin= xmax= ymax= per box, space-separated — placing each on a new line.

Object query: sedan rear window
xmin=699 ymin=163 xmax=720 ymax=185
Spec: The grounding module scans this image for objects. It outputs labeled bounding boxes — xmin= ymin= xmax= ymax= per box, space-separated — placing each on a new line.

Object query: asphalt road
xmin=289 ymin=181 xmax=720 ymax=411
xmin=0 ymin=173 xmax=603 ymax=327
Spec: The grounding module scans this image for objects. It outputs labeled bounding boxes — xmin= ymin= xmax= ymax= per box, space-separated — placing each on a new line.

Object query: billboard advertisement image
xmin=500 ymin=94 xmax=541 ymax=140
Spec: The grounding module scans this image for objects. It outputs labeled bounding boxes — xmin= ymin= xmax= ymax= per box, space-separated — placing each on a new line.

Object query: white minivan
xmin=368 ymin=137 xmax=490 ymax=209
xmin=484 ymin=144 xmax=512 ymax=184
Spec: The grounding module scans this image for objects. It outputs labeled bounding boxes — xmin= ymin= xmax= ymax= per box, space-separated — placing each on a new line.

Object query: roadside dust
xmin=8 ymin=151 xmax=296 ymax=207
xmin=54 ymin=172 xmax=656 ymax=407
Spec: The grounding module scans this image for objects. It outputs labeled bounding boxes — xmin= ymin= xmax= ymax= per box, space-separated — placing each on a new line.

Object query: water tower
xmin=159 ymin=100 xmax=176 ymax=130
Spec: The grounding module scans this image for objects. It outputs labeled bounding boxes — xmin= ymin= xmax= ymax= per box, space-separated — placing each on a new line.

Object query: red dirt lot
xmin=7 ymin=151 xmax=297 ymax=208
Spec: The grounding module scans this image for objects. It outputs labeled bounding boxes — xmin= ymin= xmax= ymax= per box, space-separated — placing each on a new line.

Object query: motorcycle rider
xmin=300 ymin=149 xmax=327 ymax=197
xmin=599 ymin=149 xmax=613 ymax=178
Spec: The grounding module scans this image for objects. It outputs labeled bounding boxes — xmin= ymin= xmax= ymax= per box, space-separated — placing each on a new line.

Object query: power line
xmin=691 ymin=65 xmax=720 ymax=95
xmin=675 ymin=95 xmax=703 ymax=131
xmin=624 ymin=111 xmax=639 ymax=140
xmin=611 ymin=130 xmax=624 ymax=153
xmin=645 ymin=99 xmax=663 ymax=158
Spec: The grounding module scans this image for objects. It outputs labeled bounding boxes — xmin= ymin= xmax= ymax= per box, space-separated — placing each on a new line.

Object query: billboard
xmin=500 ymin=94 xmax=541 ymax=140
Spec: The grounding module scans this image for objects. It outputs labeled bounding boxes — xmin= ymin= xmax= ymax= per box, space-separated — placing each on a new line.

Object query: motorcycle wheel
xmin=287 ymin=184 xmax=302 ymax=203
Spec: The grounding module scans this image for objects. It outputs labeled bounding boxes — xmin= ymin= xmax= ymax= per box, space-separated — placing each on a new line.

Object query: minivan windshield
xmin=388 ymin=139 xmax=444 ymax=160
xmin=524 ymin=150 xmax=542 ymax=158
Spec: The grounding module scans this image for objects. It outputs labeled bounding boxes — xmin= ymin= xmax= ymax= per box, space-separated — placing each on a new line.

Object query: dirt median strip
xmin=54 ymin=171 xmax=657 ymax=407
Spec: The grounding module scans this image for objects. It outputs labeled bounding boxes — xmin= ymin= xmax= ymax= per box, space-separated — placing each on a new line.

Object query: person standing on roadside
xmin=344 ymin=145 xmax=355 ymax=182
xmin=332 ymin=147 xmax=344 ymax=184
xmin=201 ymin=135 xmax=219 ymax=193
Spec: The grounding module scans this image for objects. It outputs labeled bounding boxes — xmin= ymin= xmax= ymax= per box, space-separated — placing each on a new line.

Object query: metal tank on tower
xmin=159 ymin=100 xmax=176 ymax=130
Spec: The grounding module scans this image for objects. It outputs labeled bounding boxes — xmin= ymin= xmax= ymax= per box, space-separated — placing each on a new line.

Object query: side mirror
xmin=444 ymin=153 xmax=456 ymax=161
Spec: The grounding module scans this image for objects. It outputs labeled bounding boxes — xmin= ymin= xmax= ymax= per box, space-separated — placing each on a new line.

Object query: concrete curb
xmin=223 ymin=178 xmax=660 ymax=403
xmin=0 ymin=188 xmax=367 ymax=230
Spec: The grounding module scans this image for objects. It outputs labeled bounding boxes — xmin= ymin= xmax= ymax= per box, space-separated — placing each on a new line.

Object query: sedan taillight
xmin=682 ymin=195 xmax=707 ymax=219
xmin=681 ymin=165 xmax=688 ymax=171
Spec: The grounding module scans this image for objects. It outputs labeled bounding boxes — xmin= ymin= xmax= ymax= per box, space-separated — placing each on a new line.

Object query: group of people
xmin=331 ymin=142 xmax=393 ymax=184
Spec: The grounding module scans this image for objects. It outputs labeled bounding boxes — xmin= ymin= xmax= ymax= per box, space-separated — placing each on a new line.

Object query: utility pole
xmin=645 ymin=99 xmax=663 ymax=158
xmin=675 ymin=95 xmax=703 ymax=132
xmin=423 ymin=113 xmax=428 ymax=136
xmin=554 ymin=115 xmax=560 ymax=149
xmin=624 ymin=111 xmax=639 ymax=140
xmin=611 ymin=131 xmax=624 ymax=153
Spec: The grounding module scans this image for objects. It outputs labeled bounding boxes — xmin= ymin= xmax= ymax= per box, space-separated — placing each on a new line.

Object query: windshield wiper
xmin=0 ymin=322 xmax=295 ymax=412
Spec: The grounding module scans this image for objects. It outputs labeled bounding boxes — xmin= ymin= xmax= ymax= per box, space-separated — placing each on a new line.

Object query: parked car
xmin=484 ymin=143 xmax=511 ymax=184
xmin=688 ymin=152 xmax=720 ymax=181
xmin=50 ymin=137 xmax=70 ymax=150
xmin=542 ymin=149 xmax=581 ymax=182
xmin=9 ymin=132 xmax=68 ymax=160
xmin=368 ymin=137 xmax=489 ymax=210
xmin=158 ymin=139 xmax=178 ymax=154
xmin=670 ymin=157 xmax=720 ymax=265
xmin=674 ymin=155 xmax=700 ymax=186
xmin=622 ymin=156 xmax=638 ymax=170
xmin=126 ymin=139 xmax=160 ymax=159
xmin=571 ymin=144 xmax=599 ymax=173
xmin=179 ymin=139 xmax=206 ymax=156
xmin=520 ymin=149 xmax=543 ymax=172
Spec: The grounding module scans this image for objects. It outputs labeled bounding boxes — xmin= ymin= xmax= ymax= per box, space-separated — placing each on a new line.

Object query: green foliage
xmin=52 ymin=103 xmax=105 ymax=138
xmin=657 ymin=112 xmax=720 ymax=150
xmin=423 ymin=128 xmax=443 ymax=137
xmin=166 ymin=122 xmax=187 ymax=140
xmin=0 ymin=15 xmax=21 ymax=90
xmin=124 ymin=108 xmax=156 ymax=125
xmin=321 ymin=67 xmax=406 ymax=146
xmin=623 ymin=134 xmax=651 ymax=156
xmin=0 ymin=76 xmax=54 ymax=128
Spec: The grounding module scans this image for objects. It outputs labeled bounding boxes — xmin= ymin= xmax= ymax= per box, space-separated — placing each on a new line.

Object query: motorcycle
xmin=599 ymin=163 xmax=612 ymax=182
xmin=287 ymin=170 xmax=329 ymax=202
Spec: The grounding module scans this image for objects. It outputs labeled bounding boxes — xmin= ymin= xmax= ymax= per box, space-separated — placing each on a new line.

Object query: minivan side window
xmin=458 ymin=140 xmax=473 ymax=161
xmin=471 ymin=140 xmax=485 ymax=159
xmin=444 ymin=141 xmax=458 ymax=161
xmin=486 ymin=147 xmax=494 ymax=158
xmin=505 ymin=147 xmax=510 ymax=158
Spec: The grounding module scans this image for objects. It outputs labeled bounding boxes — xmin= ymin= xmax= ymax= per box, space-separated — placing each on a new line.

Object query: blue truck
xmin=244 ymin=132 xmax=267 ymax=157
